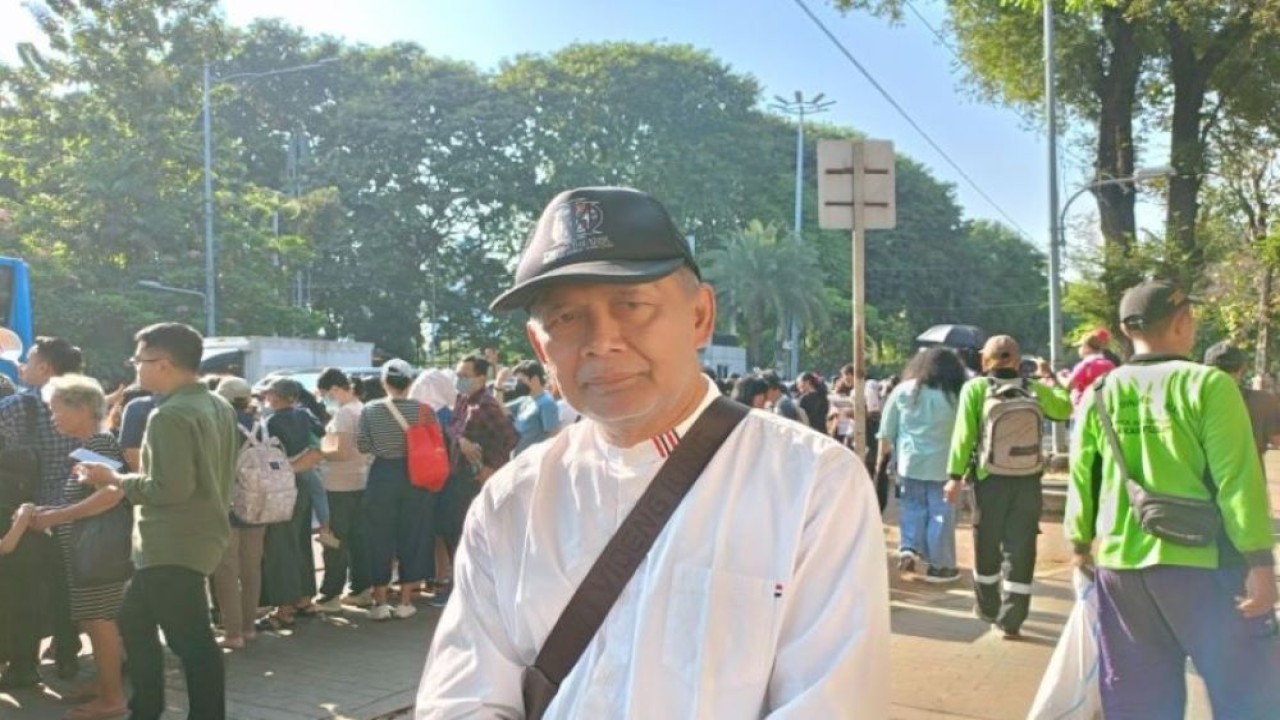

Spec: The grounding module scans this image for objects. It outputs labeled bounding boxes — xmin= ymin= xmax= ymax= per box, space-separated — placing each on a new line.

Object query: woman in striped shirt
xmin=357 ymin=359 xmax=440 ymax=621
xmin=33 ymin=374 xmax=128 ymax=719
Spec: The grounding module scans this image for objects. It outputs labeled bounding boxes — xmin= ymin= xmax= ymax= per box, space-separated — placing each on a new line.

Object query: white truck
xmin=199 ymin=336 xmax=375 ymax=383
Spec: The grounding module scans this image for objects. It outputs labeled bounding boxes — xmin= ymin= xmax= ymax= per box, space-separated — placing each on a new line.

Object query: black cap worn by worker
xmin=1118 ymin=280 xmax=1196 ymax=330
xmin=489 ymin=187 xmax=700 ymax=312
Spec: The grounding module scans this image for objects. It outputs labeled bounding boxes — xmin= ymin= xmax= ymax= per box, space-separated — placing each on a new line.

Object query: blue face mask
xmin=455 ymin=377 xmax=476 ymax=395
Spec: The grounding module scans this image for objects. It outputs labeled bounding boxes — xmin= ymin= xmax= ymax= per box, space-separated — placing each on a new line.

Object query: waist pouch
xmin=1127 ymin=482 xmax=1221 ymax=547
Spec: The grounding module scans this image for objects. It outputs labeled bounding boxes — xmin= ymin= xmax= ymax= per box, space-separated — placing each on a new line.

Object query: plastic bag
xmin=1027 ymin=568 xmax=1103 ymax=720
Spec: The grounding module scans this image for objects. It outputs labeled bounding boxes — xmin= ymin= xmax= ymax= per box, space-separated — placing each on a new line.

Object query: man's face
xmin=483 ymin=348 xmax=498 ymax=365
xmin=455 ymin=360 xmax=484 ymax=394
xmin=526 ymin=273 xmax=715 ymax=430
xmin=130 ymin=342 xmax=169 ymax=393
xmin=18 ymin=347 xmax=50 ymax=387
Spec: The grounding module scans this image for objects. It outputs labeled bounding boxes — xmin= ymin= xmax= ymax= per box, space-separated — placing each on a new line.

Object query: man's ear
xmin=526 ymin=322 xmax=551 ymax=366
xmin=693 ymin=283 xmax=716 ymax=350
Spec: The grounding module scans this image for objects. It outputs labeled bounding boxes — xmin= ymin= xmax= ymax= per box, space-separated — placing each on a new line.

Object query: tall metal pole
xmin=789 ymin=106 xmax=805 ymax=379
xmin=770 ymin=92 xmax=834 ymax=379
xmin=1044 ymin=1 xmax=1065 ymax=453
xmin=851 ymin=143 xmax=868 ymax=458
xmin=201 ymin=62 xmax=217 ymax=338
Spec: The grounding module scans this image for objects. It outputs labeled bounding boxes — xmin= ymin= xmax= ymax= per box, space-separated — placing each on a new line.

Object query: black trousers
xmin=118 ymin=565 xmax=225 ymax=720
xmin=0 ymin=533 xmax=49 ymax=676
xmin=865 ymin=413 xmax=886 ymax=511
xmin=319 ymin=490 xmax=371 ymax=598
xmin=260 ymin=473 xmax=317 ymax=606
xmin=971 ymin=475 xmax=1042 ymax=633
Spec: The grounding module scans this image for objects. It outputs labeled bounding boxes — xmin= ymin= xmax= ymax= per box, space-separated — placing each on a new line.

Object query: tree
xmin=495 ymin=42 xmax=795 ymax=246
xmin=0 ymin=0 xmax=315 ymax=374
xmin=703 ymin=220 xmax=829 ymax=367
xmin=837 ymin=0 xmax=1280 ymax=322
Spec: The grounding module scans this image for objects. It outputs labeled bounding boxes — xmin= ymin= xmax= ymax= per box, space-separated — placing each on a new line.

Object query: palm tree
xmin=702 ymin=220 xmax=829 ymax=367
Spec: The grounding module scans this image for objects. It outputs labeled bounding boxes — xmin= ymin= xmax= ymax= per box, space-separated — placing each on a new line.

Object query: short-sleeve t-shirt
xmin=266 ymin=407 xmax=323 ymax=459
xmin=323 ymin=400 xmax=369 ymax=492
xmin=509 ymin=392 xmax=560 ymax=456
xmin=118 ymin=396 xmax=158 ymax=450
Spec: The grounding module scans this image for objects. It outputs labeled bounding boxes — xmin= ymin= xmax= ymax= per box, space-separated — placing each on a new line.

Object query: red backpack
xmin=384 ymin=400 xmax=451 ymax=491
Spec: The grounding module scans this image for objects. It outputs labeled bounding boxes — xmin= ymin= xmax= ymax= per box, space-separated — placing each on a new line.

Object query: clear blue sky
xmin=1 ymin=0 xmax=1164 ymax=251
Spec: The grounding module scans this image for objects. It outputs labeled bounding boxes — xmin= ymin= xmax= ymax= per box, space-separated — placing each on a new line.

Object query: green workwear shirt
xmin=120 ymin=382 xmax=239 ymax=575
xmin=946 ymin=370 xmax=1072 ymax=480
xmin=1066 ymin=355 xmax=1275 ymax=570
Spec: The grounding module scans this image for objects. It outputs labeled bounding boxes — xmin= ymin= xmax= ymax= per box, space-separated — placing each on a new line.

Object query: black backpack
xmin=0 ymin=394 xmax=42 ymax=524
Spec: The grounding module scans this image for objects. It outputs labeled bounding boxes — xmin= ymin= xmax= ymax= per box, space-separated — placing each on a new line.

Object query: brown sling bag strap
xmin=521 ymin=396 xmax=749 ymax=719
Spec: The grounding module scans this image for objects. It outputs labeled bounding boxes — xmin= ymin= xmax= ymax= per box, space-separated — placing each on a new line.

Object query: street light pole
xmin=1045 ymin=1 xmax=1063 ymax=383
xmin=201 ymin=62 xmax=216 ymax=338
xmin=200 ymin=57 xmax=337 ymax=340
xmin=769 ymin=91 xmax=835 ymax=379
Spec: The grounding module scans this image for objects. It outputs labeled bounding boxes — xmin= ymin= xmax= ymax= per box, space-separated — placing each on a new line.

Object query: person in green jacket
xmin=77 ymin=323 xmax=238 ymax=720
xmin=1067 ymin=280 xmax=1278 ymax=719
xmin=945 ymin=334 xmax=1070 ymax=638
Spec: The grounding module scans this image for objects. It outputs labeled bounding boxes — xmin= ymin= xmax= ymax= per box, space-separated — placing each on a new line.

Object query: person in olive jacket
xmin=79 ymin=323 xmax=238 ymax=720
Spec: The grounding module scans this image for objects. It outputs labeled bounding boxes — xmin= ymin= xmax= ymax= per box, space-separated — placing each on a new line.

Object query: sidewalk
xmin=1 ymin=598 xmax=440 ymax=720
xmin=6 ymin=454 xmax=1276 ymax=720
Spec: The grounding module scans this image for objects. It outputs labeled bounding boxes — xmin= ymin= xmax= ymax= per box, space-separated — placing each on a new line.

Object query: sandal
xmin=253 ymin=613 xmax=295 ymax=632
xmin=294 ymin=603 xmax=320 ymax=618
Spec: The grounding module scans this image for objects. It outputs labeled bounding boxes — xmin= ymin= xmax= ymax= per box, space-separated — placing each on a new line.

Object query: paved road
xmin=6 ymin=453 xmax=1276 ymax=719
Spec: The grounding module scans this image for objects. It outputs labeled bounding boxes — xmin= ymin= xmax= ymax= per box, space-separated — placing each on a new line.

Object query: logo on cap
xmin=543 ymin=199 xmax=613 ymax=265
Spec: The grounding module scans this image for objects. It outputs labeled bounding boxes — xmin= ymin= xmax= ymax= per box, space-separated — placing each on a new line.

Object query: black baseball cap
xmin=490 ymin=187 xmax=700 ymax=312
xmin=1203 ymin=341 xmax=1246 ymax=373
xmin=1118 ymin=280 xmax=1195 ymax=329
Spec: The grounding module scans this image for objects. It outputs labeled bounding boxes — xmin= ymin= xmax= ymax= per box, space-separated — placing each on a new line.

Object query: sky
xmin=0 ymin=0 xmax=1165 ymax=252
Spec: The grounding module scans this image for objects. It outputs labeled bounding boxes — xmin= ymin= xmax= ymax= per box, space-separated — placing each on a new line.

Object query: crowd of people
xmin=1 ymin=184 xmax=1277 ymax=720
xmin=0 ymin=324 xmax=589 ymax=717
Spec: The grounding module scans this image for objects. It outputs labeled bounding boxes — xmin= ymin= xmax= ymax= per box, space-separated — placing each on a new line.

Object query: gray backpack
xmin=978 ymin=377 xmax=1045 ymax=477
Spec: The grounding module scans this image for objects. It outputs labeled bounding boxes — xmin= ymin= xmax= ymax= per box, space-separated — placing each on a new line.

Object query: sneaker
xmin=315 ymin=529 xmax=342 ymax=550
xmin=314 ymin=595 xmax=344 ymax=613
xmin=924 ymin=567 xmax=961 ymax=584
xmin=342 ymin=589 xmax=373 ymax=608
xmin=896 ymin=550 xmax=918 ymax=574
xmin=368 ymin=604 xmax=393 ymax=621
xmin=428 ymin=590 xmax=451 ymax=609
xmin=393 ymin=603 xmax=418 ymax=620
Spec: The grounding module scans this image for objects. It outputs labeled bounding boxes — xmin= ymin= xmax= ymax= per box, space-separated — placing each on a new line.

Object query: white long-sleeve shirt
xmin=416 ymin=378 xmax=890 ymax=719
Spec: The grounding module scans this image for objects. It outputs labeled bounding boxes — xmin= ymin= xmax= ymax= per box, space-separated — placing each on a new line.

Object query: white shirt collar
xmin=592 ymin=376 xmax=722 ymax=468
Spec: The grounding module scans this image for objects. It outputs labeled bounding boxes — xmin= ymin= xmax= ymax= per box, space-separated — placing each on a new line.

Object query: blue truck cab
xmin=0 ymin=257 xmax=33 ymax=383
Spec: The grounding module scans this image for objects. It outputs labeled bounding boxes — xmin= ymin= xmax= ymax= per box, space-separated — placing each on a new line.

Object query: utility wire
xmin=791 ymin=0 xmax=1032 ymax=239
xmin=902 ymin=0 xmax=1095 ymax=174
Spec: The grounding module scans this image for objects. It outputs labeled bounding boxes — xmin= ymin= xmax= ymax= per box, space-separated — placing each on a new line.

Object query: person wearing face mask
xmin=504 ymin=360 xmax=561 ymax=457
xmin=313 ymin=368 xmax=373 ymax=613
xmin=448 ymin=356 xmax=518 ymax=484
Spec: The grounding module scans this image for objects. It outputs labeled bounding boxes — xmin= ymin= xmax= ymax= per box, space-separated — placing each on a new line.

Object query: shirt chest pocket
xmin=661 ymin=563 xmax=778 ymax=689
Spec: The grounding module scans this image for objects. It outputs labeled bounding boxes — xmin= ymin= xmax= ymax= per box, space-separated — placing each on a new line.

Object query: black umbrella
xmin=915 ymin=324 xmax=987 ymax=349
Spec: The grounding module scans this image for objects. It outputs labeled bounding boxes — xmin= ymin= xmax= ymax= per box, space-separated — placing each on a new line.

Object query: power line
xmin=902 ymin=0 xmax=1095 ymax=174
xmin=791 ymin=0 xmax=1031 ymax=239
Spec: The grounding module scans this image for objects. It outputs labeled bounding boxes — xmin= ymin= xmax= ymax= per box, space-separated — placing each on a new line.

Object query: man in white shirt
xmin=416 ymin=187 xmax=889 ymax=719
